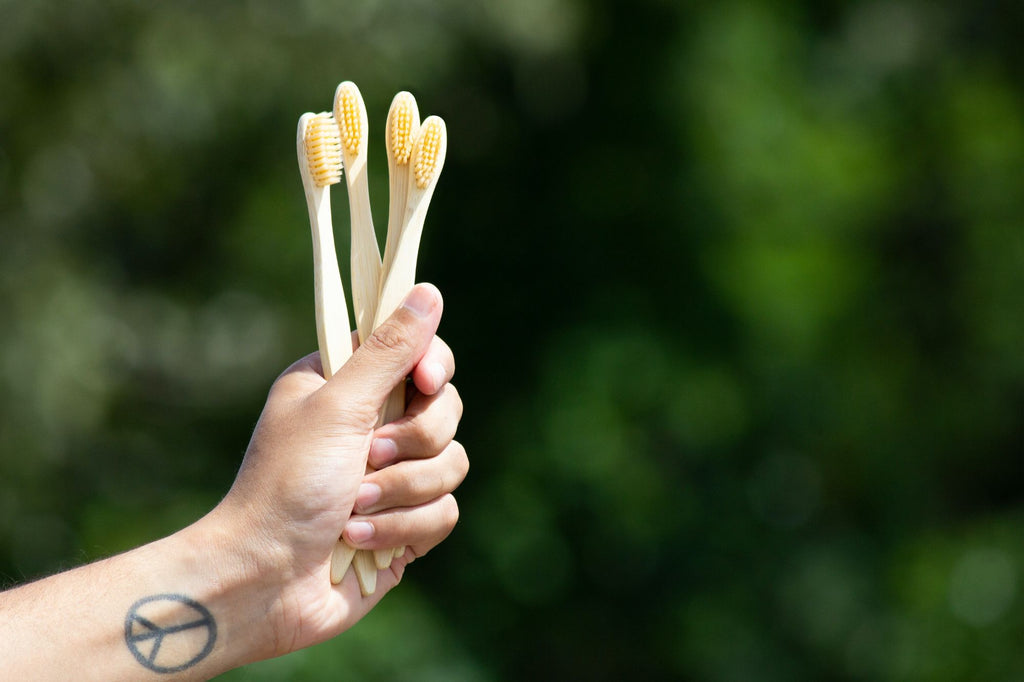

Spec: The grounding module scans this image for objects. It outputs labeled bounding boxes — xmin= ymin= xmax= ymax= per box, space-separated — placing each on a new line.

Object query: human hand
xmin=212 ymin=283 xmax=466 ymax=660
xmin=0 ymin=283 xmax=465 ymax=681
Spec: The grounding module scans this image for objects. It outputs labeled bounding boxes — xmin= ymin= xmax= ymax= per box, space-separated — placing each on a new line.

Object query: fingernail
xmin=347 ymin=521 xmax=375 ymax=544
xmin=401 ymin=284 xmax=436 ymax=319
xmin=355 ymin=483 xmax=382 ymax=512
xmin=370 ymin=438 xmax=398 ymax=467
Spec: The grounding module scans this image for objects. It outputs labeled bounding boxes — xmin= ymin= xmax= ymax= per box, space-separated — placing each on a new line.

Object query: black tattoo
xmin=124 ymin=594 xmax=217 ymax=673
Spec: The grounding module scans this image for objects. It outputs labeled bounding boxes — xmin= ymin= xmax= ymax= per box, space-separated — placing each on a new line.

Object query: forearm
xmin=0 ymin=509 xmax=279 ymax=681
xmin=0 ymin=287 xmax=464 ymax=678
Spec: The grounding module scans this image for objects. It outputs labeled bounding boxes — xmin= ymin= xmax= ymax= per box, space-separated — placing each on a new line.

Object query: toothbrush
xmin=333 ymin=81 xmax=390 ymax=594
xmin=377 ymin=92 xmax=422 ymax=563
xmin=380 ymin=91 xmax=421 ymax=288
xmin=296 ymin=112 xmax=359 ymax=586
xmin=374 ymin=115 xmax=448 ymax=429
xmin=334 ymin=81 xmax=382 ymax=344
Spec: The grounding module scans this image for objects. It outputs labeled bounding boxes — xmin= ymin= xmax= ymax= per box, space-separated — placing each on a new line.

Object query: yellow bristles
xmin=304 ymin=113 xmax=342 ymax=187
xmin=413 ymin=118 xmax=444 ymax=190
xmin=389 ymin=92 xmax=417 ymax=165
xmin=334 ymin=82 xmax=364 ymax=156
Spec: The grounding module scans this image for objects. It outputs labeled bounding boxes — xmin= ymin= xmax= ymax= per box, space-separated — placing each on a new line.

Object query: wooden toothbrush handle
xmin=352 ymin=549 xmax=378 ymax=596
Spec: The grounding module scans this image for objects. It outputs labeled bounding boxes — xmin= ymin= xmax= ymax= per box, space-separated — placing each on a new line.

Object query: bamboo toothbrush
xmin=373 ymin=115 xmax=448 ymax=429
xmin=333 ymin=81 xmax=389 ymax=594
xmin=296 ymin=112 xmax=359 ymax=585
xmin=377 ymin=92 xmax=422 ymax=563
xmin=381 ymin=91 xmax=421 ymax=286
xmin=334 ymin=81 xmax=382 ymax=343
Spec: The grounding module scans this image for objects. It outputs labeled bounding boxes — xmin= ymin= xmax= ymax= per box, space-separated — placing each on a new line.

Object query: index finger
xmin=410 ymin=335 xmax=455 ymax=396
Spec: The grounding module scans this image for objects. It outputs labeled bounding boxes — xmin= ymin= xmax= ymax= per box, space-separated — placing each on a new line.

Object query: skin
xmin=0 ymin=283 xmax=468 ymax=680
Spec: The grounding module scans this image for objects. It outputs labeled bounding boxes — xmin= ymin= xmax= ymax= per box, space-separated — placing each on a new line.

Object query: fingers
xmin=348 ymin=330 xmax=452 ymax=393
xmin=321 ymin=284 xmax=443 ymax=424
xmin=410 ymin=335 xmax=455 ymax=396
xmin=344 ymin=439 xmax=467 ymax=553
xmin=343 ymin=494 xmax=461 ymax=555
xmin=355 ymin=440 xmax=469 ymax=515
xmin=368 ymin=383 xmax=463 ymax=468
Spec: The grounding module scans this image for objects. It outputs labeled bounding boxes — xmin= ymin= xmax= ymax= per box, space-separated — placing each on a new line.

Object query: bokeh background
xmin=1 ymin=0 xmax=1023 ymax=679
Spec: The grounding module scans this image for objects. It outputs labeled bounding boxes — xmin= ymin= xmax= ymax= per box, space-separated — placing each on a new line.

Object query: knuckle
xmin=417 ymin=385 xmax=460 ymax=448
xmin=447 ymin=384 xmax=464 ymax=421
xmin=437 ymin=442 xmax=468 ymax=494
xmin=451 ymin=440 xmax=469 ymax=481
xmin=413 ymin=412 xmax=448 ymax=455
xmin=269 ymin=367 xmax=309 ymax=401
xmin=363 ymin=320 xmax=413 ymax=357
xmin=437 ymin=337 xmax=455 ymax=373
xmin=440 ymin=494 xmax=460 ymax=529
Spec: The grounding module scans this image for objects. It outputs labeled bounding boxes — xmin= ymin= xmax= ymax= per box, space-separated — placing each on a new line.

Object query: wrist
xmin=169 ymin=505 xmax=290 ymax=670
xmin=0 ymin=505 xmax=291 ymax=681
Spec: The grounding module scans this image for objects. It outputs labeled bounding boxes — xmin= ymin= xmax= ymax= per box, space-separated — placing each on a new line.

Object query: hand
xmin=213 ymin=283 xmax=467 ymax=659
xmin=0 ymin=283 xmax=465 ymax=681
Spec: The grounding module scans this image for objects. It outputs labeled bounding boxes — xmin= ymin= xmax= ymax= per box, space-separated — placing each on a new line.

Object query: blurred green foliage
xmin=1 ymin=0 xmax=1023 ymax=679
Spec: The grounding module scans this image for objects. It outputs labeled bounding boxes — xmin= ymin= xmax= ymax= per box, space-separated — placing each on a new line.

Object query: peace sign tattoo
xmin=124 ymin=594 xmax=217 ymax=673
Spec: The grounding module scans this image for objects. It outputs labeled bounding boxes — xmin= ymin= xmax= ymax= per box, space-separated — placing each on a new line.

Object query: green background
xmin=1 ymin=0 xmax=1022 ymax=679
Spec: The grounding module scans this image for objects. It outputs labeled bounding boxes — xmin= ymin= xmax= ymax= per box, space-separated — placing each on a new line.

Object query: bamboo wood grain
xmin=334 ymin=81 xmax=391 ymax=589
xmin=296 ymin=112 xmax=359 ymax=586
xmin=370 ymin=92 xmax=423 ymax=567
xmin=334 ymin=81 xmax=382 ymax=344
xmin=380 ymin=92 xmax=420 ymax=297
xmin=300 ymin=89 xmax=449 ymax=595
xmin=374 ymin=115 xmax=448 ymax=442
xmin=373 ymin=115 xmax=448 ymax=378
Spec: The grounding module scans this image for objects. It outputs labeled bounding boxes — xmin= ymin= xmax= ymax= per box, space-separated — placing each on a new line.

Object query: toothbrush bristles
xmin=335 ymin=82 xmax=364 ymax=156
xmin=389 ymin=93 xmax=417 ymax=165
xmin=304 ymin=113 xmax=343 ymax=187
xmin=413 ymin=118 xmax=444 ymax=190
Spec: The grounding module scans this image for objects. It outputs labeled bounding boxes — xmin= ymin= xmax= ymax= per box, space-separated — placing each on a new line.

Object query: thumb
xmin=325 ymin=283 xmax=443 ymax=416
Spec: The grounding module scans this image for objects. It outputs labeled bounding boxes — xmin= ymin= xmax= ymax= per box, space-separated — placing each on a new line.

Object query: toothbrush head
xmin=412 ymin=115 xmax=447 ymax=191
xmin=303 ymin=112 xmax=343 ymax=187
xmin=333 ymin=81 xmax=367 ymax=158
xmin=387 ymin=91 xmax=420 ymax=166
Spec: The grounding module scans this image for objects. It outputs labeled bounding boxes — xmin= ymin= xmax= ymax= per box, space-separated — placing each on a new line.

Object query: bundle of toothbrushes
xmin=296 ymin=82 xmax=447 ymax=596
